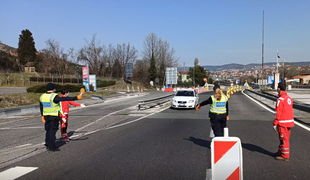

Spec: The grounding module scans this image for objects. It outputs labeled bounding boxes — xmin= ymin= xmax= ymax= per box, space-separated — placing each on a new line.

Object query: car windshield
xmin=175 ymin=91 xmax=194 ymax=97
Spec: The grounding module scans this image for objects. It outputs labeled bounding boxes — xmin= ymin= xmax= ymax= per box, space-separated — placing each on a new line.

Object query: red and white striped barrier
xmin=211 ymin=128 xmax=243 ymax=180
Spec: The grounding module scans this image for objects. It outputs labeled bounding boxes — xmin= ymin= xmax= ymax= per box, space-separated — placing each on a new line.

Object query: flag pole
xmin=277 ymin=50 xmax=279 ymax=73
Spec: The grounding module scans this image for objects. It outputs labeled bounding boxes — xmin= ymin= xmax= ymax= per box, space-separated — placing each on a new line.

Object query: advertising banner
xmin=82 ymin=66 xmax=89 ymax=91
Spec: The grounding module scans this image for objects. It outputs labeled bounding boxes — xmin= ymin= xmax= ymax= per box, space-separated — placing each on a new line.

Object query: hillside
xmin=0 ymin=42 xmax=17 ymax=53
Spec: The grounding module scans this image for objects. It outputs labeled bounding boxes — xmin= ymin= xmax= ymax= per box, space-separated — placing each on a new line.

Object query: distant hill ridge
xmin=178 ymin=61 xmax=310 ymax=71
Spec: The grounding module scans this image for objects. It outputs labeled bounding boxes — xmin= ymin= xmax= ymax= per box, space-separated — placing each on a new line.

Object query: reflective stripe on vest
xmin=40 ymin=93 xmax=60 ymax=116
xmin=210 ymin=95 xmax=227 ymax=114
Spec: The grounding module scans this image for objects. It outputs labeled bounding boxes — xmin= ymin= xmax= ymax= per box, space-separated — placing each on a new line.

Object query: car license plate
xmin=179 ymin=104 xmax=185 ymax=107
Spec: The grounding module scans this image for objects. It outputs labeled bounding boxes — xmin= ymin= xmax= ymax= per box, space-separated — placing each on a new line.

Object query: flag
xmin=278 ymin=55 xmax=280 ymax=58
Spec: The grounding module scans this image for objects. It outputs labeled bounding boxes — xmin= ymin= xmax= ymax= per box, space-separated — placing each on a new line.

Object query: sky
xmin=1 ymin=0 xmax=310 ymax=66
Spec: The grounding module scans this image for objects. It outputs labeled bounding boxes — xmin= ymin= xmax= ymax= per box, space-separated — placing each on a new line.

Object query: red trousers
xmin=277 ymin=126 xmax=291 ymax=159
xmin=60 ymin=115 xmax=69 ymax=138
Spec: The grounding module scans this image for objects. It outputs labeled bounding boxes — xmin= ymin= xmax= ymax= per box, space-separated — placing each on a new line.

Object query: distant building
xmin=292 ymin=74 xmax=310 ymax=85
xmin=178 ymin=71 xmax=191 ymax=82
xmin=24 ymin=62 xmax=35 ymax=73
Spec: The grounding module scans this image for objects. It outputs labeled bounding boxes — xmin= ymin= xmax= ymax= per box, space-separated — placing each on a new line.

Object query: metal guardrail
xmin=244 ymin=89 xmax=310 ymax=113
xmin=138 ymin=93 xmax=174 ymax=111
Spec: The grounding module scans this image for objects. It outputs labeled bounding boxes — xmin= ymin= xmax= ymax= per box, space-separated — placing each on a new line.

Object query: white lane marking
xmin=106 ymin=106 xmax=171 ymax=130
xmin=242 ymin=90 xmax=275 ymax=113
xmin=74 ymin=105 xmax=137 ymax=132
xmin=242 ymin=90 xmax=310 ymax=132
xmin=16 ymin=144 xmax=32 ymax=148
xmin=0 ymin=127 xmax=42 ymax=130
xmin=0 ymin=166 xmax=38 ymax=180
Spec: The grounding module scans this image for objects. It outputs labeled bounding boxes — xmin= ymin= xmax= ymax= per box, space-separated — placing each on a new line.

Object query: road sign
xmin=125 ymin=63 xmax=133 ymax=78
xmin=204 ymin=78 xmax=207 ymax=82
xmin=165 ymin=67 xmax=177 ymax=85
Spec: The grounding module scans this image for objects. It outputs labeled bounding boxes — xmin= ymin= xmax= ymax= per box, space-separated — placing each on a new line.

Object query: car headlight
xmin=188 ymin=100 xmax=194 ymax=103
xmin=172 ymin=99 xmax=176 ymax=103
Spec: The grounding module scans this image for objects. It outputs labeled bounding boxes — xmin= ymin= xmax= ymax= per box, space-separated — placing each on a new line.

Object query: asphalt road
xmin=0 ymin=91 xmax=310 ymax=179
xmin=0 ymin=87 xmax=27 ymax=95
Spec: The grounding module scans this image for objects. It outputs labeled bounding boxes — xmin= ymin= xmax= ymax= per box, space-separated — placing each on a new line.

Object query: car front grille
xmin=178 ymin=101 xmax=187 ymax=103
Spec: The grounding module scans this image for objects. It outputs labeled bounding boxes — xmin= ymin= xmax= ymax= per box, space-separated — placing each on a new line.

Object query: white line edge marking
xmin=106 ymin=106 xmax=171 ymax=130
xmin=0 ymin=166 xmax=38 ymax=180
xmin=242 ymin=90 xmax=310 ymax=132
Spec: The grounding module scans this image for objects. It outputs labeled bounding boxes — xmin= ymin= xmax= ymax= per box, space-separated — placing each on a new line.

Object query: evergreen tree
xmin=148 ymin=50 xmax=157 ymax=81
xmin=188 ymin=65 xmax=207 ymax=86
xmin=17 ymin=29 xmax=37 ymax=65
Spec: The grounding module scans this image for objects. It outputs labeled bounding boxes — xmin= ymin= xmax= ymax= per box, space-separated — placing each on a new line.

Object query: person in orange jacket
xmin=60 ymin=89 xmax=86 ymax=142
xmin=274 ymin=81 xmax=294 ymax=161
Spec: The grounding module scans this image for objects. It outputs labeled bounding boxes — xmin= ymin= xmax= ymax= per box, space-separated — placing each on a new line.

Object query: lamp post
xmin=76 ymin=66 xmax=79 ymax=84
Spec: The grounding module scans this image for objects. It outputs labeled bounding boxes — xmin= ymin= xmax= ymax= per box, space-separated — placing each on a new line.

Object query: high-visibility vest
xmin=40 ymin=93 xmax=61 ymax=116
xmin=210 ymin=95 xmax=228 ymax=114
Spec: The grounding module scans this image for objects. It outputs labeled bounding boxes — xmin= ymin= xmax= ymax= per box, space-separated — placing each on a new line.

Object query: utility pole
xmin=261 ymin=10 xmax=264 ymax=89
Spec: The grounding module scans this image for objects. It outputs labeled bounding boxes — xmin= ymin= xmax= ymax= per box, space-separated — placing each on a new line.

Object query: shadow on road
xmin=183 ymin=137 xmax=274 ymax=157
xmin=242 ymin=143 xmax=274 ymax=157
xmin=183 ymin=136 xmax=211 ymax=149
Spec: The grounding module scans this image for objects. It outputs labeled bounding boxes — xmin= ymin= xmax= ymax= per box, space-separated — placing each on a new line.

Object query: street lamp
xmin=76 ymin=66 xmax=79 ymax=84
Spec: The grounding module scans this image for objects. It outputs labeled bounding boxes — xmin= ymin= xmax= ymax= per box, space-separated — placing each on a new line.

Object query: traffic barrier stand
xmin=211 ymin=128 xmax=243 ymax=180
xmin=141 ymin=88 xmax=143 ymax=93
xmin=209 ymin=126 xmax=215 ymax=139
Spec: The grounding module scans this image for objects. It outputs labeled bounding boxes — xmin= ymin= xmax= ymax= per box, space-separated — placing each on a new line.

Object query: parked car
xmin=171 ymin=89 xmax=199 ymax=109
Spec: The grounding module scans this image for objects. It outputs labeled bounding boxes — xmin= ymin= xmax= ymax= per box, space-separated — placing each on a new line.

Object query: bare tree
xmin=77 ymin=34 xmax=105 ymax=76
xmin=113 ymin=43 xmax=138 ymax=78
xmin=141 ymin=33 xmax=179 ymax=85
xmin=42 ymin=39 xmax=71 ymax=75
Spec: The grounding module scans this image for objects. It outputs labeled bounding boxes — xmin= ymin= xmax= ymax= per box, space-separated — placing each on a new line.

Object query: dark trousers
xmin=210 ymin=114 xmax=227 ymax=137
xmin=44 ymin=116 xmax=60 ymax=149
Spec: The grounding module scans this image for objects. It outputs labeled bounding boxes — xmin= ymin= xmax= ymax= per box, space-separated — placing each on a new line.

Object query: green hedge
xmin=97 ymin=80 xmax=116 ymax=87
xmin=27 ymin=84 xmax=86 ymax=93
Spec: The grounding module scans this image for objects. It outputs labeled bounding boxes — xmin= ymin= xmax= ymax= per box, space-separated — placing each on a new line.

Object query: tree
xmin=142 ymin=33 xmax=178 ymax=84
xmin=77 ymin=34 xmax=104 ymax=76
xmin=149 ymin=50 xmax=157 ymax=81
xmin=113 ymin=43 xmax=138 ymax=79
xmin=41 ymin=39 xmax=73 ymax=75
xmin=188 ymin=65 xmax=207 ymax=86
xmin=17 ymin=29 xmax=37 ymax=65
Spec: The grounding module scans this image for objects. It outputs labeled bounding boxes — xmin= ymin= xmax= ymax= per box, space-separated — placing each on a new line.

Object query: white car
xmin=171 ymin=89 xmax=199 ymax=109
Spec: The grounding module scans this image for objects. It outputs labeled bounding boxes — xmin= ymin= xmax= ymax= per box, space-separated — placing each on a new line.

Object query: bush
xmin=27 ymin=84 xmax=86 ymax=93
xmin=97 ymin=80 xmax=116 ymax=87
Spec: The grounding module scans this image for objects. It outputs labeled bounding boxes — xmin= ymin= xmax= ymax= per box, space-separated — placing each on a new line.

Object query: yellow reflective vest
xmin=210 ymin=95 xmax=228 ymax=114
xmin=40 ymin=93 xmax=61 ymax=116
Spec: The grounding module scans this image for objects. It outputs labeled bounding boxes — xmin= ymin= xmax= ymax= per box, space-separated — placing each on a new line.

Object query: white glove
xmin=62 ymin=118 xmax=67 ymax=124
xmin=80 ymin=104 xmax=86 ymax=107
xmin=273 ymin=126 xmax=277 ymax=132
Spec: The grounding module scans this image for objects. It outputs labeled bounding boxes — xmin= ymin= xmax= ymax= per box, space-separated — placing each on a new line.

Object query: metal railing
xmin=244 ymin=89 xmax=310 ymax=113
xmin=138 ymin=93 xmax=174 ymax=111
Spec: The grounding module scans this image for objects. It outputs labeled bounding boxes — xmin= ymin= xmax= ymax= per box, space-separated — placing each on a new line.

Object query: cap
xmin=46 ymin=83 xmax=56 ymax=91
xmin=213 ymin=84 xmax=220 ymax=91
